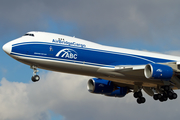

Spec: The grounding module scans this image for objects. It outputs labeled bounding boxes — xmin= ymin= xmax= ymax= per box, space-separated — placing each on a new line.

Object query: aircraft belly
xmin=12 ymin=55 xmax=102 ymax=76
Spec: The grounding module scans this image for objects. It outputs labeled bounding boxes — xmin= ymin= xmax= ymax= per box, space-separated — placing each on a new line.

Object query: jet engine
xmin=105 ymin=87 xmax=127 ymax=97
xmin=144 ymin=64 xmax=173 ymax=80
xmin=87 ymin=78 xmax=128 ymax=97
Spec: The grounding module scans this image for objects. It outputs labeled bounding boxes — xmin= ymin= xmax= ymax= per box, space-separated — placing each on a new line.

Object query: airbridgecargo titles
xmin=52 ymin=39 xmax=86 ymax=48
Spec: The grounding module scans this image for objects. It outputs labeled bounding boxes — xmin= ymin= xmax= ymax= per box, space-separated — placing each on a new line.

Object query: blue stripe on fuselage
xmin=11 ymin=42 xmax=175 ymax=66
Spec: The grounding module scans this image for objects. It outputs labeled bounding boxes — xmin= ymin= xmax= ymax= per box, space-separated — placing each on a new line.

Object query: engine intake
xmin=87 ymin=78 xmax=113 ymax=94
xmin=144 ymin=64 xmax=173 ymax=80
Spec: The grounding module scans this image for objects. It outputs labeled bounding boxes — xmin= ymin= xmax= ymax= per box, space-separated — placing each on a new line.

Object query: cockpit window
xmin=24 ymin=33 xmax=34 ymax=37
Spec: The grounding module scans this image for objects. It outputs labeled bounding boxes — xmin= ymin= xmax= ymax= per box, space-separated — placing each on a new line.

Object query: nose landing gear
xmin=31 ymin=65 xmax=40 ymax=82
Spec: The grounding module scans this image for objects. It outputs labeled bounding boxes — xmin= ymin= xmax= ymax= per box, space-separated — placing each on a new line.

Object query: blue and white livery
xmin=3 ymin=31 xmax=180 ymax=104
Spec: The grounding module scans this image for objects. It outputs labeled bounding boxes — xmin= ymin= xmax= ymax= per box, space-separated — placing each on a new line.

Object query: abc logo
xmin=56 ymin=48 xmax=77 ymax=59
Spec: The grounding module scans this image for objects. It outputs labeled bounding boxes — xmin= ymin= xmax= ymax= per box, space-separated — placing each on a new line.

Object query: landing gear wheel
xmin=153 ymin=94 xmax=158 ymax=100
xmin=140 ymin=97 xmax=146 ymax=103
xmin=134 ymin=91 xmax=142 ymax=98
xmin=134 ymin=92 xmax=138 ymax=98
xmin=31 ymin=75 xmax=40 ymax=82
xmin=161 ymin=93 xmax=167 ymax=101
xmin=137 ymin=97 xmax=146 ymax=104
xmin=159 ymin=97 xmax=164 ymax=102
xmin=137 ymin=91 xmax=142 ymax=98
xmin=168 ymin=91 xmax=173 ymax=98
xmin=162 ymin=96 xmax=168 ymax=101
xmin=172 ymin=93 xmax=177 ymax=99
xmin=169 ymin=96 xmax=174 ymax=100
xmin=163 ymin=93 xmax=168 ymax=98
xmin=157 ymin=94 xmax=162 ymax=99
xmin=137 ymin=98 xmax=141 ymax=104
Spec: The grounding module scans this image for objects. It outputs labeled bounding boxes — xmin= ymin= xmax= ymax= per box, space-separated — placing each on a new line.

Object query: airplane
xmin=2 ymin=31 xmax=180 ymax=104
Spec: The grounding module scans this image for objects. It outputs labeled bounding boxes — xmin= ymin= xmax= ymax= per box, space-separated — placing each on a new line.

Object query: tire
xmin=140 ymin=97 xmax=146 ymax=103
xmin=31 ymin=76 xmax=35 ymax=82
xmin=163 ymin=96 xmax=168 ymax=101
xmin=137 ymin=91 xmax=142 ymax=98
xmin=172 ymin=93 xmax=177 ymax=99
xmin=169 ymin=96 xmax=173 ymax=100
xmin=153 ymin=94 xmax=158 ymax=100
xmin=159 ymin=97 xmax=164 ymax=102
xmin=34 ymin=75 xmax=40 ymax=81
xmin=168 ymin=91 xmax=173 ymax=97
xmin=163 ymin=93 xmax=168 ymax=98
xmin=137 ymin=98 xmax=141 ymax=104
xmin=31 ymin=75 xmax=40 ymax=82
xmin=157 ymin=94 xmax=162 ymax=99
xmin=134 ymin=92 xmax=138 ymax=98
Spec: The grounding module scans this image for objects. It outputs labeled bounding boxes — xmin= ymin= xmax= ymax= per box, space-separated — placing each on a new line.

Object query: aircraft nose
xmin=2 ymin=42 xmax=12 ymax=55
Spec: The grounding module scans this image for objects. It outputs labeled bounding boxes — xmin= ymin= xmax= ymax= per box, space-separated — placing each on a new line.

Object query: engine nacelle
xmin=87 ymin=78 xmax=114 ymax=94
xmin=105 ymin=87 xmax=127 ymax=97
xmin=87 ymin=78 xmax=128 ymax=98
xmin=144 ymin=64 xmax=173 ymax=80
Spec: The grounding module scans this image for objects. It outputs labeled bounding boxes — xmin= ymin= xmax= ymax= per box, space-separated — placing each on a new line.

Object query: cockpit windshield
xmin=24 ymin=33 xmax=34 ymax=37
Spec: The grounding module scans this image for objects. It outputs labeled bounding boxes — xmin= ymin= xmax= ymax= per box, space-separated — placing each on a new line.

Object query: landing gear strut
xmin=31 ymin=65 xmax=40 ymax=82
xmin=153 ymin=85 xmax=178 ymax=102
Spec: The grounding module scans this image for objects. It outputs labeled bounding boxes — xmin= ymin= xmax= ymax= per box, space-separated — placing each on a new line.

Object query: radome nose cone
xmin=2 ymin=42 xmax=12 ymax=54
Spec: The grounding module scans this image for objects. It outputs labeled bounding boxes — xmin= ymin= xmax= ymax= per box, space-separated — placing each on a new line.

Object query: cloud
xmin=165 ymin=50 xmax=180 ymax=57
xmin=0 ymin=78 xmax=50 ymax=120
xmin=1 ymin=0 xmax=180 ymax=44
xmin=0 ymin=73 xmax=92 ymax=120
xmin=1 ymin=72 xmax=180 ymax=120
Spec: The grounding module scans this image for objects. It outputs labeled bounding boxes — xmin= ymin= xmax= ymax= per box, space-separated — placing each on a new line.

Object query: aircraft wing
xmin=114 ymin=65 xmax=145 ymax=71
xmin=97 ymin=65 xmax=146 ymax=77
xmin=98 ymin=63 xmax=180 ymax=91
xmin=114 ymin=65 xmax=145 ymax=76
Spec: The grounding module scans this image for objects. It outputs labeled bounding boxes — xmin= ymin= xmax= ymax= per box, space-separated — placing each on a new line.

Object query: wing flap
xmin=114 ymin=65 xmax=145 ymax=72
xmin=97 ymin=65 xmax=146 ymax=77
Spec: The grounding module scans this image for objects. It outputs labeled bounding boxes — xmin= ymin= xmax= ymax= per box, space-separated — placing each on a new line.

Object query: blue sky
xmin=1 ymin=0 xmax=180 ymax=120
xmin=0 ymin=19 xmax=76 ymax=83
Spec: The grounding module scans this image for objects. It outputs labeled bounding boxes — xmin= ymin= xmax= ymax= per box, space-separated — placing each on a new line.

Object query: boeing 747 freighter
xmin=3 ymin=31 xmax=180 ymax=104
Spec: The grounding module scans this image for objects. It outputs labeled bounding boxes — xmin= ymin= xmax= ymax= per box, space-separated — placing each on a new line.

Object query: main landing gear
xmin=133 ymin=85 xmax=146 ymax=104
xmin=31 ymin=65 xmax=40 ymax=82
xmin=153 ymin=85 xmax=177 ymax=102
xmin=134 ymin=85 xmax=178 ymax=104
xmin=133 ymin=85 xmax=178 ymax=104
xmin=133 ymin=91 xmax=146 ymax=104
